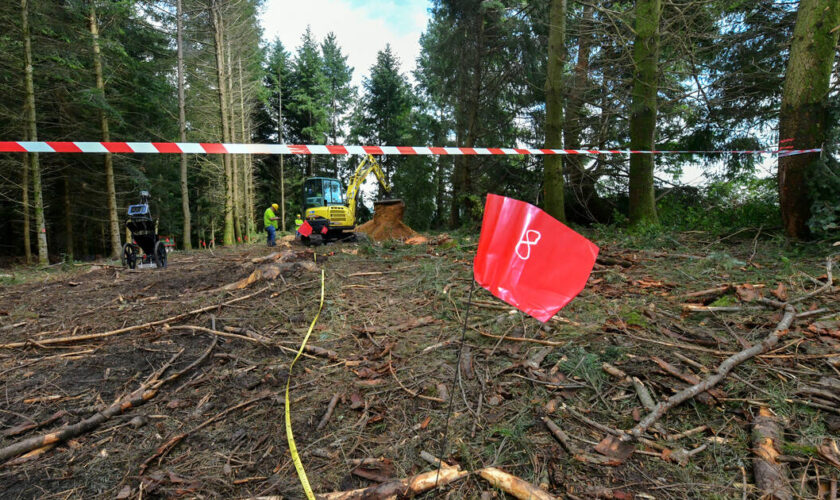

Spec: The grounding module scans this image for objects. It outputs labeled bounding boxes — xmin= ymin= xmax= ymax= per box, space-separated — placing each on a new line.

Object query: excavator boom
xmin=345 ymin=155 xmax=391 ymax=223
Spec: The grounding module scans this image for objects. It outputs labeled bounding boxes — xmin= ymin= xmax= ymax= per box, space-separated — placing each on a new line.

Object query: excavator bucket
xmin=355 ymin=199 xmax=417 ymax=241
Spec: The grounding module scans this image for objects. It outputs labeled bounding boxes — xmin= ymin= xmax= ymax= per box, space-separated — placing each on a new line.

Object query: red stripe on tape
xmin=288 ymin=145 xmax=310 ymax=154
xmin=363 ymin=146 xmax=383 ymax=155
xmin=429 ymin=147 xmax=447 ymax=155
xmin=326 ymin=145 xmax=347 ymax=154
xmin=48 ymin=142 xmax=82 ymax=153
xmin=104 ymin=142 xmax=134 ymax=153
xmin=397 ymin=146 xmax=416 ymax=155
xmin=487 ymin=148 xmax=504 ymax=155
xmin=153 ymin=142 xmax=181 ymax=153
xmin=460 ymin=147 xmax=477 ymax=155
xmin=514 ymin=148 xmax=530 ymax=155
xmin=539 ymin=149 xmax=556 ymax=154
xmin=0 ymin=142 xmax=27 ymax=152
xmin=201 ymin=143 xmax=227 ymax=154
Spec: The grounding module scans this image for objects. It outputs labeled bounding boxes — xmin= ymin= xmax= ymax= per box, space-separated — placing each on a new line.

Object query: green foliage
xmin=658 ymin=177 xmax=780 ymax=234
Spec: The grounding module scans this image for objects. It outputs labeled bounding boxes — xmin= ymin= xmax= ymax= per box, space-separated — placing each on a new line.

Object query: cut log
xmin=477 ymin=467 xmax=556 ymax=500
xmin=752 ymin=407 xmax=793 ymax=500
xmin=316 ymin=465 xmax=467 ymax=500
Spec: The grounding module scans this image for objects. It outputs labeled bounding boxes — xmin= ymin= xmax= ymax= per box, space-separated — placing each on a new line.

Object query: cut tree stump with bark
xmin=752 ymin=407 xmax=793 ymax=500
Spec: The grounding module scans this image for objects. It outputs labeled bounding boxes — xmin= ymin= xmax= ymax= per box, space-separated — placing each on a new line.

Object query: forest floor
xmin=0 ymin=230 xmax=838 ymax=499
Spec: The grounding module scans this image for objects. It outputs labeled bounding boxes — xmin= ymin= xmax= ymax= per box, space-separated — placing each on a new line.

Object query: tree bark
xmin=177 ymin=0 xmax=191 ymax=250
xmin=778 ymin=0 xmax=840 ymax=239
xmin=64 ymin=175 xmax=73 ymax=261
xmin=228 ymin=43 xmax=242 ymax=244
xmin=210 ymin=1 xmax=235 ymax=246
xmin=752 ymin=407 xmax=793 ymax=500
xmin=21 ymin=126 xmax=31 ymax=264
xmin=628 ymin=0 xmax=662 ymax=226
xmin=238 ymin=57 xmax=253 ymax=238
xmin=89 ymin=3 xmax=121 ymax=259
xmin=543 ymin=0 xmax=566 ymax=222
xmin=277 ymin=65 xmax=286 ymax=232
xmin=21 ymin=0 xmax=48 ymax=265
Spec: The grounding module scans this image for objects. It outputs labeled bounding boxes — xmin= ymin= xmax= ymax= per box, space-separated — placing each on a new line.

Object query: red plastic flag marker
xmin=298 ymin=220 xmax=313 ymax=237
xmin=321 ymin=225 xmax=329 ymax=235
xmin=473 ymin=193 xmax=599 ymax=322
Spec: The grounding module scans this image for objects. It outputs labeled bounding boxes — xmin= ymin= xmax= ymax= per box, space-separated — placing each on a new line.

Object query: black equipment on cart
xmin=121 ymin=191 xmax=167 ymax=269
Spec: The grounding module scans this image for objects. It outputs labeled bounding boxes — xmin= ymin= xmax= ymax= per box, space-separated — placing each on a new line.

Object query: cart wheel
xmin=154 ymin=240 xmax=167 ymax=268
xmin=122 ymin=243 xmax=137 ymax=270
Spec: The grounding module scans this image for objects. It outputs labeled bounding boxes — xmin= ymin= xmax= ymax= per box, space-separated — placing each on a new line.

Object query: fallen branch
xmin=475 ymin=328 xmax=566 ymax=347
xmin=627 ymin=304 xmax=796 ymax=440
xmin=650 ymin=356 xmax=719 ymax=405
xmin=139 ymin=390 xmax=270 ymax=474
xmin=317 ymin=466 xmax=467 ymax=500
xmin=316 ymin=393 xmax=340 ymax=431
xmin=752 ymin=407 xmax=793 ymax=500
xmin=680 ymin=285 xmax=733 ymax=301
xmin=0 ymin=337 xmax=216 ymax=462
xmin=0 ymin=286 xmax=271 ymax=349
xmin=542 ymin=416 xmax=576 ymax=454
xmin=388 ymin=354 xmax=445 ymax=403
xmin=477 ymin=467 xmax=556 ymax=500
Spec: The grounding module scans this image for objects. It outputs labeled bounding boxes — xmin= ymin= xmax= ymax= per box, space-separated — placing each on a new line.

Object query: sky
xmin=260 ymin=0 xmax=431 ymax=87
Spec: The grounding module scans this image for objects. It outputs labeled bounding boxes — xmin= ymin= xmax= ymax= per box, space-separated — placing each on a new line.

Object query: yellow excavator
xmin=301 ymin=154 xmax=398 ymax=244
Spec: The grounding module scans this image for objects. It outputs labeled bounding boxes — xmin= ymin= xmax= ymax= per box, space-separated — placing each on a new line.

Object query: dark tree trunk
xmin=543 ymin=0 xmax=566 ymax=222
xmin=628 ymin=0 xmax=662 ymax=226
xmin=778 ymin=0 xmax=840 ymax=239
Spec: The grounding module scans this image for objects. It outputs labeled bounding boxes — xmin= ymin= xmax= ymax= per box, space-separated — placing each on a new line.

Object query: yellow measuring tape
xmin=285 ymin=268 xmax=324 ymax=500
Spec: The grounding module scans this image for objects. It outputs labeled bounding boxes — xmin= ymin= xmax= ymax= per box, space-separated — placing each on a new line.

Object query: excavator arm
xmin=345 ymin=155 xmax=391 ymax=223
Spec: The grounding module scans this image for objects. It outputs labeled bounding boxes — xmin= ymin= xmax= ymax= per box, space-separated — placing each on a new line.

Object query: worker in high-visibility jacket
xmin=264 ymin=203 xmax=280 ymax=247
xmin=294 ymin=214 xmax=303 ymax=239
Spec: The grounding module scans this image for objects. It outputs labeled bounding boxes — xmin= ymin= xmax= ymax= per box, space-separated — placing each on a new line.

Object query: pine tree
xmin=287 ymin=27 xmax=329 ymax=176
xmin=353 ymin=45 xmax=412 ymax=193
xmin=321 ymin=33 xmax=355 ymax=177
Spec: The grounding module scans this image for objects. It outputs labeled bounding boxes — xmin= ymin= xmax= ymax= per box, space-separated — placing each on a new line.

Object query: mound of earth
xmin=356 ymin=200 xmax=418 ymax=241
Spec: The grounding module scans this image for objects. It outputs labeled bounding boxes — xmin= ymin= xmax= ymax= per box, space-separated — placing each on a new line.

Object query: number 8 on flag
xmin=473 ymin=194 xmax=600 ymax=322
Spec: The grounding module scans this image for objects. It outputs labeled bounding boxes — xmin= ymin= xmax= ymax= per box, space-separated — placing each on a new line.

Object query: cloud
xmin=260 ymin=0 xmax=430 ymax=87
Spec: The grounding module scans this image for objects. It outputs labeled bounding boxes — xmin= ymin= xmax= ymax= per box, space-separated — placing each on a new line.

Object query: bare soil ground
xmin=0 ymin=232 xmax=838 ymax=499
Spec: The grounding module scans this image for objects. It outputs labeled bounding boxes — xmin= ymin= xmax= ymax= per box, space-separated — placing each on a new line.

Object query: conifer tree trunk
xmin=628 ymin=0 xmax=662 ymax=226
xmin=89 ymin=4 xmax=121 ymax=258
xmin=22 ymin=0 xmax=48 ymax=265
xmin=228 ymin=43 xmax=242 ymax=243
xmin=21 ymin=126 xmax=31 ymax=264
xmin=237 ymin=58 xmax=253 ymax=237
xmin=210 ymin=1 xmax=235 ymax=246
xmin=778 ymin=0 xmax=840 ymax=239
xmin=543 ymin=0 xmax=567 ymax=222
xmin=277 ymin=67 xmax=286 ymax=232
xmin=64 ymin=174 xmax=73 ymax=260
xmin=177 ymin=0 xmax=191 ymax=250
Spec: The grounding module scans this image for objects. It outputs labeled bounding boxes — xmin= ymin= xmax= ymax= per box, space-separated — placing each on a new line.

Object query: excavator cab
xmin=300 ymin=155 xmax=393 ymax=244
xmin=303 ymin=178 xmax=345 ymax=212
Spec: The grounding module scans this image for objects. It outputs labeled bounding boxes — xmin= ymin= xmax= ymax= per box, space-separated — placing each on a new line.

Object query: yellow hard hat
xmin=271 ymin=203 xmax=279 ymax=211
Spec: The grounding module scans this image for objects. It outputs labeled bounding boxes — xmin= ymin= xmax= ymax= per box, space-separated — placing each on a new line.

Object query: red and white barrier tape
xmin=0 ymin=141 xmax=821 ymax=156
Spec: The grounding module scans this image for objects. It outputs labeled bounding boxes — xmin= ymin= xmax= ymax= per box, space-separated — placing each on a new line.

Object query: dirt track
xmin=0 ymin=235 xmax=838 ymax=499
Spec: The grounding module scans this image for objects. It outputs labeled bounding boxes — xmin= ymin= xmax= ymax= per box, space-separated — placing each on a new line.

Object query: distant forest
xmin=0 ymin=0 xmax=838 ymax=264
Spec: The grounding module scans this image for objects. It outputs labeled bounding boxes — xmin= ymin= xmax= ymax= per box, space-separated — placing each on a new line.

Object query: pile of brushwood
xmin=0 ymin=231 xmax=837 ymax=499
